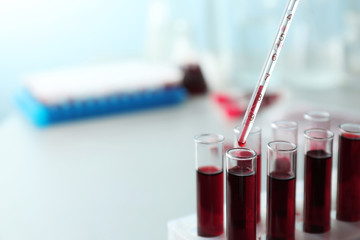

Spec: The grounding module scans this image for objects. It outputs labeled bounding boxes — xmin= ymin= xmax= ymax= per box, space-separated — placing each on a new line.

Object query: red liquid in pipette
xmin=237 ymin=0 xmax=300 ymax=145
xmin=238 ymin=85 xmax=264 ymax=147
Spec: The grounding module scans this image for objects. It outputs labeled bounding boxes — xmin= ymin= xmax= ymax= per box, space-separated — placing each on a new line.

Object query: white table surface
xmin=0 ymin=86 xmax=359 ymax=240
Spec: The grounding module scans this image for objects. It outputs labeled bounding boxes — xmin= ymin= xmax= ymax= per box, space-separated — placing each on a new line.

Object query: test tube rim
xmin=194 ymin=133 xmax=225 ymax=144
xmin=271 ymin=120 xmax=298 ymax=130
xmin=304 ymin=128 xmax=334 ymax=142
xmin=226 ymin=148 xmax=257 ymax=161
xmin=267 ymin=140 xmax=297 ymax=153
xmin=339 ymin=123 xmax=360 ymax=136
xmin=234 ymin=125 xmax=261 ymax=135
xmin=304 ymin=111 xmax=331 ymax=122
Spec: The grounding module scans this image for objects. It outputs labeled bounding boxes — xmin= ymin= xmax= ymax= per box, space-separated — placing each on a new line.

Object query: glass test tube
xmin=194 ymin=134 xmax=224 ymax=237
xmin=267 ymin=141 xmax=297 ymax=240
xmin=303 ymin=111 xmax=331 ymax=130
xmin=271 ymin=120 xmax=298 ymax=145
xmin=303 ymin=129 xmax=334 ymax=233
xmin=336 ymin=123 xmax=360 ymax=222
xmin=226 ymin=148 xmax=257 ymax=240
xmin=234 ymin=125 xmax=262 ymax=223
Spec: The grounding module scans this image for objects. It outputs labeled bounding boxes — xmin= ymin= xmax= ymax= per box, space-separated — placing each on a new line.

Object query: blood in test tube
xmin=226 ymin=148 xmax=256 ymax=240
xmin=197 ymin=166 xmax=224 ymax=236
xmin=227 ymin=167 xmax=256 ymax=240
xmin=304 ymin=150 xmax=332 ymax=233
xmin=267 ymin=141 xmax=296 ymax=240
xmin=234 ymin=126 xmax=262 ymax=223
xmin=194 ymin=134 xmax=224 ymax=237
xmin=267 ymin=172 xmax=296 ymax=240
xmin=336 ymin=126 xmax=360 ymax=222
xmin=255 ymin=154 xmax=261 ymax=223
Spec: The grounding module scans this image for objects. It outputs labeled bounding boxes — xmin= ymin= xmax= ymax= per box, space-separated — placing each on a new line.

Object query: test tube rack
xmin=15 ymin=86 xmax=187 ymax=127
xmin=168 ymin=184 xmax=360 ymax=240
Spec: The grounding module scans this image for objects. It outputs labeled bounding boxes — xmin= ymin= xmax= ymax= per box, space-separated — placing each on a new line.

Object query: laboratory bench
xmin=0 ymin=86 xmax=359 ymax=240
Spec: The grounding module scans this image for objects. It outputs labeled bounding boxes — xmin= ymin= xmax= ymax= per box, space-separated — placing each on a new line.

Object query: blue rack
xmin=15 ymin=86 xmax=188 ymax=127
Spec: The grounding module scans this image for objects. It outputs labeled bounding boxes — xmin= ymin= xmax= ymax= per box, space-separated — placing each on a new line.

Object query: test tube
xmin=194 ymin=133 xmax=224 ymax=237
xmin=336 ymin=123 xmax=360 ymax=222
xmin=226 ymin=148 xmax=256 ymax=240
xmin=271 ymin=120 xmax=298 ymax=145
xmin=303 ymin=129 xmax=334 ymax=233
xmin=303 ymin=111 xmax=331 ymax=130
xmin=234 ymin=125 xmax=262 ymax=223
xmin=267 ymin=141 xmax=296 ymax=240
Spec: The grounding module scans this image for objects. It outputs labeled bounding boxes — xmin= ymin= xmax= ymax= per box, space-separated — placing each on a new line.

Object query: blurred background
xmin=1 ymin=0 xmax=360 ymax=118
xmin=0 ymin=0 xmax=360 ymax=239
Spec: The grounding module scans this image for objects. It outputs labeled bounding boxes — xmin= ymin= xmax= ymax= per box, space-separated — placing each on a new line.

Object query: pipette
xmin=237 ymin=0 xmax=300 ymax=147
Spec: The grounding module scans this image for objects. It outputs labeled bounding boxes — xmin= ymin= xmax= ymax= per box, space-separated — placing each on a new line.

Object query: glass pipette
xmin=237 ymin=0 xmax=301 ymax=147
